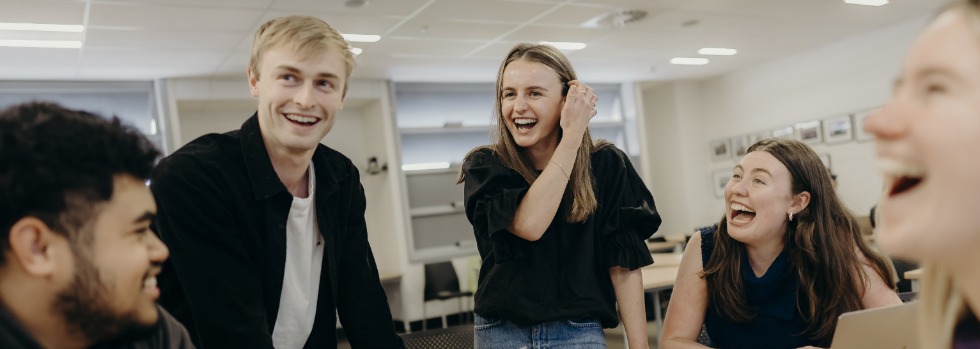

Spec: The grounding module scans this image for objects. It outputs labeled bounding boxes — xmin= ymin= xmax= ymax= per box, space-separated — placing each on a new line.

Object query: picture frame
xmin=795 ymin=120 xmax=823 ymax=144
xmin=823 ymin=114 xmax=853 ymax=145
xmin=853 ymin=107 xmax=877 ymax=142
xmin=818 ymin=153 xmax=832 ymax=171
xmin=709 ymin=138 xmax=731 ymax=162
xmin=712 ymin=169 xmax=731 ymax=198
xmin=772 ymin=125 xmax=794 ymax=139
xmin=730 ymin=135 xmax=750 ymax=157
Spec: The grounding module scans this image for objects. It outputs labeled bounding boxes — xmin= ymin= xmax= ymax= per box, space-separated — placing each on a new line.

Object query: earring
xmin=789 ymin=212 xmax=794 ymax=221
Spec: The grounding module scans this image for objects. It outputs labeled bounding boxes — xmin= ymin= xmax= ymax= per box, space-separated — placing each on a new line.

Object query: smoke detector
xmin=581 ymin=9 xmax=649 ymax=28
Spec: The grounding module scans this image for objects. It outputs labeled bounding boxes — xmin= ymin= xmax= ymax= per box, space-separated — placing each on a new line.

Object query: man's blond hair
xmin=249 ymin=15 xmax=356 ymax=96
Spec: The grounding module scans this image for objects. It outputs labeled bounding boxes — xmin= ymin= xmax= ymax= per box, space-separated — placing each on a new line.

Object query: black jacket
xmin=151 ymin=114 xmax=403 ymax=349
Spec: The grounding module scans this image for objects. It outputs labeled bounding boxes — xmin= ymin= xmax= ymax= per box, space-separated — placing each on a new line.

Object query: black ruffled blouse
xmin=461 ymin=145 xmax=662 ymax=328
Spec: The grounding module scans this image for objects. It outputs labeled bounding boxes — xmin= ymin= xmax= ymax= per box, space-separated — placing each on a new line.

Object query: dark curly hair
xmin=0 ymin=101 xmax=160 ymax=265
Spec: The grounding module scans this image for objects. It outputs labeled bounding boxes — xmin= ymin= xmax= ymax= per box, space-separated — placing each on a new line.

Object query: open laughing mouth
xmin=513 ymin=117 xmax=537 ymax=132
xmin=878 ymin=159 xmax=926 ymax=198
xmin=730 ymin=202 xmax=756 ymax=225
xmin=283 ymin=113 xmax=321 ymax=126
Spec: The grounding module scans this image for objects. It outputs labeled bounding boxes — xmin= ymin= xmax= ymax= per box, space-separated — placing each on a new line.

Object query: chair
xmin=423 ymin=262 xmax=474 ymax=330
xmin=401 ymin=324 xmax=473 ymax=349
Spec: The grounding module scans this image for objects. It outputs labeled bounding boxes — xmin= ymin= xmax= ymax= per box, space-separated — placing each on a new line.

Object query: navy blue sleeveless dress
xmin=700 ymin=227 xmax=822 ymax=349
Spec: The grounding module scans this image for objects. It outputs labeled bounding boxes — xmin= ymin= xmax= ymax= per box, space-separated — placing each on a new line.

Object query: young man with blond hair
xmin=152 ymin=15 xmax=403 ymax=349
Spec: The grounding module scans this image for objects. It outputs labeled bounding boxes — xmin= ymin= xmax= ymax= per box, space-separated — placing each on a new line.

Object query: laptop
xmin=831 ymin=301 xmax=919 ymax=349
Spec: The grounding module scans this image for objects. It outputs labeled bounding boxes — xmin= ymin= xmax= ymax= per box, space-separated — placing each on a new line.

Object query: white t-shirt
xmin=272 ymin=165 xmax=324 ymax=349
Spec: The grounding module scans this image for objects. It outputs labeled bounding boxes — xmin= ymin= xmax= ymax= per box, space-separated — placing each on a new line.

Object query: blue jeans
xmin=473 ymin=313 xmax=607 ymax=349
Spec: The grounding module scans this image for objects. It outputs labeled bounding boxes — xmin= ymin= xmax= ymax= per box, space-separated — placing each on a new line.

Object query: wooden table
xmin=905 ymin=268 xmax=923 ymax=292
xmin=642 ymin=265 xmax=680 ymax=335
xmin=650 ymin=253 xmax=684 ymax=268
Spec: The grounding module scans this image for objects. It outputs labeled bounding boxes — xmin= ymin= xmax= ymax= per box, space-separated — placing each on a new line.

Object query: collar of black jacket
xmin=238 ymin=113 xmax=347 ymax=201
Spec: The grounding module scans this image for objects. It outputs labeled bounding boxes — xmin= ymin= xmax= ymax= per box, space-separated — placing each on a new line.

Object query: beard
xmin=52 ymin=251 xmax=157 ymax=344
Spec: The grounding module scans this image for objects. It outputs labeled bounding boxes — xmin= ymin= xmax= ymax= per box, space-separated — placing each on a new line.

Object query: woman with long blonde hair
xmin=458 ymin=43 xmax=662 ymax=348
xmin=865 ymin=0 xmax=980 ymax=346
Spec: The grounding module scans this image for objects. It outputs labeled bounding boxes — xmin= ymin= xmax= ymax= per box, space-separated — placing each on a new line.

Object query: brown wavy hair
xmin=458 ymin=43 xmax=605 ymax=223
xmin=700 ymin=138 xmax=895 ymax=345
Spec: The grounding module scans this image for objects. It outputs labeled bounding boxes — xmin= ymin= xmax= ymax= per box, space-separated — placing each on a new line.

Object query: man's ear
xmin=7 ymin=217 xmax=62 ymax=277
xmin=247 ymin=67 xmax=260 ymax=97
xmin=790 ymin=191 xmax=812 ymax=217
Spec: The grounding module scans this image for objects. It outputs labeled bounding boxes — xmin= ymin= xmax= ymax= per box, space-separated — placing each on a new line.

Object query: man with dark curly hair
xmin=0 ymin=101 xmax=194 ymax=349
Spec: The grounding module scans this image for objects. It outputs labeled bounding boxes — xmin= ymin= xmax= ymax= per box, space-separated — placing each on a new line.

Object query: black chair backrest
xmin=424 ymin=261 xmax=461 ymax=301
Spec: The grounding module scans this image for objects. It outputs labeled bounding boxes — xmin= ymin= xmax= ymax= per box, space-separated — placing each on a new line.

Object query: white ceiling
xmin=0 ymin=0 xmax=946 ymax=83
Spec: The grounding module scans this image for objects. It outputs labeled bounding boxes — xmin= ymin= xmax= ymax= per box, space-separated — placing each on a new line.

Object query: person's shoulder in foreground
xmin=0 ymin=101 xmax=194 ymax=349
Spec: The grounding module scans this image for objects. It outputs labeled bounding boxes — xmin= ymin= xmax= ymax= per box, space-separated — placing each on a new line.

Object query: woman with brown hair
xmin=661 ymin=138 xmax=900 ymax=349
xmin=865 ymin=0 xmax=980 ymax=346
xmin=458 ymin=43 xmax=662 ymax=348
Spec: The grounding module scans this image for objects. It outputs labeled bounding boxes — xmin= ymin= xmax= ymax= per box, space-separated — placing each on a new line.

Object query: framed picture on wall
xmin=853 ymin=107 xmax=878 ymax=142
xmin=772 ymin=125 xmax=794 ymax=139
xmin=795 ymin=120 xmax=823 ymax=144
xmin=823 ymin=114 xmax=853 ymax=144
xmin=747 ymin=130 xmax=770 ymax=146
xmin=731 ymin=135 xmax=750 ymax=157
xmin=710 ymin=138 xmax=731 ymax=162
xmin=712 ymin=169 xmax=731 ymax=198
xmin=818 ymin=153 xmax=832 ymax=171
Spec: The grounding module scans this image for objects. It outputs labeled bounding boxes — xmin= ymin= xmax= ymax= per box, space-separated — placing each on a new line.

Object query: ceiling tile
xmin=85 ymin=28 xmax=244 ymax=51
xmin=503 ymin=25 xmax=610 ymax=43
xmin=0 ymin=0 xmax=85 ymax=24
xmin=388 ymin=18 xmax=515 ymax=40
xmin=93 ymin=0 xmax=275 ymax=10
xmin=88 ymin=2 xmax=264 ymax=31
xmin=272 ymin=0 xmax=432 ymax=17
xmin=369 ymin=38 xmax=486 ymax=57
xmin=534 ymin=4 xmax=617 ymax=27
xmin=416 ymin=0 xmax=558 ymax=24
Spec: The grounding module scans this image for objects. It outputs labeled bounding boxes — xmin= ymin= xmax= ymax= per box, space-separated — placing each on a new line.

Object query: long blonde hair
xmin=916 ymin=1 xmax=980 ymax=347
xmin=458 ymin=43 xmax=605 ymax=223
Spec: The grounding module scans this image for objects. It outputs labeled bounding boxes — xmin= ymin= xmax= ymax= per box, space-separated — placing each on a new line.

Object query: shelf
xmin=410 ymin=202 xmax=465 ymax=217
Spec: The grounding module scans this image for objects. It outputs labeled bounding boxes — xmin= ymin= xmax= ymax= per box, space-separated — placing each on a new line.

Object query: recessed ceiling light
xmin=844 ymin=0 xmax=888 ymax=6
xmin=698 ymin=48 xmax=737 ymax=56
xmin=350 ymin=47 xmax=363 ymax=55
xmin=540 ymin=41 xmax=587 ymax=50
xmin=671 ymin=57 xmax=709 ymax=65
xmin=0 ymin=22 xmax=84 ymax=32
xmin=0 ymin=40 xmax=82 ymax=48
xmin=342 ymin=34 xmax=380 ymax=42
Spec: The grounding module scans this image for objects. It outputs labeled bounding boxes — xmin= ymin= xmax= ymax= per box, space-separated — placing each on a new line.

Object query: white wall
xmin=639 ymin=15 xmax=931 ymax=235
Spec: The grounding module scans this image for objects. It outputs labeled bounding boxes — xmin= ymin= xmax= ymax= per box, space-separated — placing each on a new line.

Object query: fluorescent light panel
xmin=844 ymin=0 xmax=888 ymax=6
xmin=0 ymin=39 xmax=82 ymax=48
xmin=670 ymin=57 xmax=709 ymax=65
xmin=0 ymin=22 xmax=84 ymax=32
xmin=342 ymin=34 xmax=380 ymax=42
xmin=350 ymin=47 xmax=363 ymax=55
xmin=402 ymin=162 xmax=451 ymax=171
xmin=540 ymin=41 xmax=587 ymax=50
xmin=698 ymin=47 xmax=737 ymax=56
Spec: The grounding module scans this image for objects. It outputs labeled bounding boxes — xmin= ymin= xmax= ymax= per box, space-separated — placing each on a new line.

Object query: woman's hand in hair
xmin=560 ymin=80 xmax=597 ymax=141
